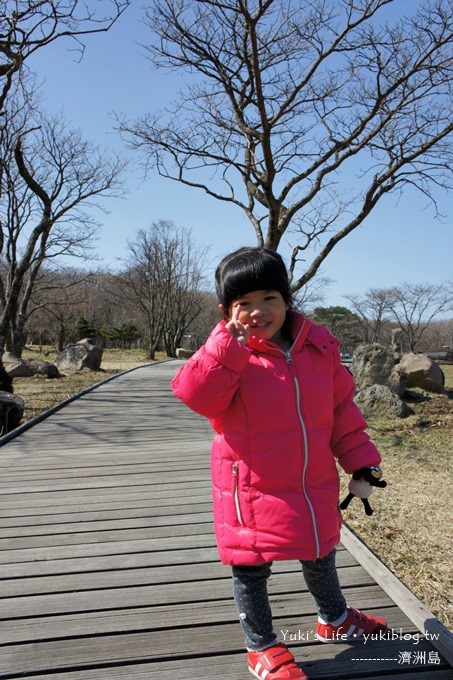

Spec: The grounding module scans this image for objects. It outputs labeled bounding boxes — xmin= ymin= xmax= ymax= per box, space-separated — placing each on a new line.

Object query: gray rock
xmin=26 ymin=360 xmax=60 ymax=378
xmin=395 ymin=353 xmax=445 ymax=394
xmin=3 ymin=353 xmax=60 ymax=378
xmin=350 ymin=344 xmax=394 ymax=390
xmin=355 ymin=384 xmax=413 ymax=419
xmin=55 ymin=339 xmax=103 ymax=371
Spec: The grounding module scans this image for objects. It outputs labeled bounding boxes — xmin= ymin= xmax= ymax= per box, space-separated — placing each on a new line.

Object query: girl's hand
xmin=225 ymin=305 xmax=251 ymax=345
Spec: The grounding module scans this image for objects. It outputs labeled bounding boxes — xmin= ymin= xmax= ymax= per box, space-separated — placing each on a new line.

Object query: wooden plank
xmin=0 ymin=489 xmax=212 ymax=513
xmin=0 ymin=521 xmax=215 ymax=552
xmin=0 ymin=458 xmax=210 ymax=478
xmin=0 ymin=502 xmax=213 ymax=526
xmin=0 ymin=546 xmax=221 ymax=578
xmin=0 ymin=482 xmax=212 ymax=508
xmin=0 ymin=512 xmax=215 ymax=539
xmin=0 ymin=533 xmax=217 ymax=565
xmin=1 ymin=471 xmax=212 ymax=495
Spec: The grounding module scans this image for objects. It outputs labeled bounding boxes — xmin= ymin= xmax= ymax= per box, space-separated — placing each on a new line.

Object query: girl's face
xmin=224 ymin=289 xmax=288 ymax=346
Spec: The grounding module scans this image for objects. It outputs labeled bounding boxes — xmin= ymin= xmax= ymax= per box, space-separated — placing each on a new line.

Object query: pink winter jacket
xmin=171 ymin=311 xmax=381 ymax=566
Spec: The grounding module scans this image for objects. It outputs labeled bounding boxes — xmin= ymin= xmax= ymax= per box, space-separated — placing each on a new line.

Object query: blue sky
xmin=28 ymin=2 xmax=452 ymax=308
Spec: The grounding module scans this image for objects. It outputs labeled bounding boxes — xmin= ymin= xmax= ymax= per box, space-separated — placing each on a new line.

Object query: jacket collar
xmin=247 ymin=311 xmax=336 ymax=359
xmin=248 ymin=311 xmax=311 ymax=357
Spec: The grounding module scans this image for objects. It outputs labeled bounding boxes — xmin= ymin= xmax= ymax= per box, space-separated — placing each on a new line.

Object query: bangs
xmin=222 ymin=260 xmax=283 ymax=300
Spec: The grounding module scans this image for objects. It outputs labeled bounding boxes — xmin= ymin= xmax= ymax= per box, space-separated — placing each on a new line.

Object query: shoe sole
xmin=248 ymin=667 xmax=261 ymax=679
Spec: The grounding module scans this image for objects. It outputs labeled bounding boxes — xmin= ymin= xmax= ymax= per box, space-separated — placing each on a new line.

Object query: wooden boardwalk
xmin=0 ymin=361 xmax=451 ymax=679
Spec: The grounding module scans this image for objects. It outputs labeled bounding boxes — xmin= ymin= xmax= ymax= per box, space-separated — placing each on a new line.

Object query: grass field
xmin=9 ymin=348 xmax=453 ymax=630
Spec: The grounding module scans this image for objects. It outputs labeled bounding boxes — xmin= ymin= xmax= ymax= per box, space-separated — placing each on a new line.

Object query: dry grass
xmin=8 ymin=349 xmax=453 ymax=630
xmin=340 ymin=363 xmax=453 ymax=630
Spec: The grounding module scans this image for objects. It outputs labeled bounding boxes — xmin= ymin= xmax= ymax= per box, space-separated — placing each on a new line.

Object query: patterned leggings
xmin=232 ymin=548 xmax=346 ymax=650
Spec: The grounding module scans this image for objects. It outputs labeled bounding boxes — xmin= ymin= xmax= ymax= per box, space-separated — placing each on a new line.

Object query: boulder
xmin=350 ymin=343 xmax=394 ymax=390
xmin=55 ymin=339 xmax=103 ymax=372
xmin=395 ymin=353 xmax=445 ymax=394
xmin=0 ymin=391 xmax=24 ymax=433
xmin=26 ymin=360 xmax=60 ymax=378
xmin=176 ymin=347 xmax=195 ymax=359
xmin=355 ymin=384 xmax=413 ymax=419
xmin=2 ymin=353 xmax=60 ymax=379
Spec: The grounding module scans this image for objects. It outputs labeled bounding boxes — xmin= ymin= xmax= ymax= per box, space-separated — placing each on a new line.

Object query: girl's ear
xmin=218 ymin=303 xmax=228 ymax=318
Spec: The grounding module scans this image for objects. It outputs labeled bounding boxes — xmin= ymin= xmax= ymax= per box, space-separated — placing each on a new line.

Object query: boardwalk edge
xmin=341 ymin=524 xmax=453 ymax=667
xmin=0 ymin=360 xmax=171 ymax=449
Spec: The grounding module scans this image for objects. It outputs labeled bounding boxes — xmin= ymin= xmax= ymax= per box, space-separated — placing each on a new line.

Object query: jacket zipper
xmin=292 ymin=374 xmax=321 ymax=558
xmin=282 ymin=340 xmax=321 ymax=559
xmin=232 ymin=462 xmax=245 ymax=526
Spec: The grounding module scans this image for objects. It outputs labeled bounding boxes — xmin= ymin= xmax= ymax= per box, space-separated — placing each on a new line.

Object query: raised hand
xmin=225 ymin=305 xmax=251 ymax=345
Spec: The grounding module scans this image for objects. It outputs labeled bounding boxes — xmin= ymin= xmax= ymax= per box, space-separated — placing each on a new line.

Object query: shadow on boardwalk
xmin=0 ymin=362 xmax=451 ymax=679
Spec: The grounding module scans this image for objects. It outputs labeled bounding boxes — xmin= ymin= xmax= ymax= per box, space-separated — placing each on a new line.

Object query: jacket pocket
xmin=232 ymin=461 xmax=245 ymax=526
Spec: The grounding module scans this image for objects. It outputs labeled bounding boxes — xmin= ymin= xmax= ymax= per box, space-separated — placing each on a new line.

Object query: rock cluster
xmin=350 ymin=343 xmax=444 ymax=419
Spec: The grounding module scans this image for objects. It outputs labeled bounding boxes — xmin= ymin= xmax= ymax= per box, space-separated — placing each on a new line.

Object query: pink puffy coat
xmin=171 ymin=312 xmax=381 ymax=566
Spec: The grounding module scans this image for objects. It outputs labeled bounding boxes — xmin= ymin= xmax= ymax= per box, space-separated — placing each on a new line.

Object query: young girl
xmin=172 ymin=247 xmax=387 ymax=680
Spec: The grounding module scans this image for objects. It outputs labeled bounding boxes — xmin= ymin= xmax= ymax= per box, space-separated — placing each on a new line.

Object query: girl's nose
xmin=250 ymin=305 xmax=265 ymax=317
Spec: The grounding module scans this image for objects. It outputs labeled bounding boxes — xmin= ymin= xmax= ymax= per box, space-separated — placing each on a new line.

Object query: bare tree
xmin=118 ymin=221 xmax=208 ymax=359
xmin=0 ymin=0 xmax=130 ymax=113
xmin=293 ymin=275 xmax=332 ymax=315
xmin=345 ymin=288 xmax=393 ymax=343
xmin=0 ymin=102 xmax=125 ymax=356
xmin=385 ymin=282 xmax=452 ymax=352
xmin=121 ymin=0 xmax=452 ymax=289
xmin=417 ymin=317 xmax=453 ymax=353
xmin=24 ymin=267 xmax=100 ymax=350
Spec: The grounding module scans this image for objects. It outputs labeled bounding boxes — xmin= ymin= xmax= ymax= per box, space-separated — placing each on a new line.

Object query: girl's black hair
xmin=215 ymin=247 xmax=292 ymax=311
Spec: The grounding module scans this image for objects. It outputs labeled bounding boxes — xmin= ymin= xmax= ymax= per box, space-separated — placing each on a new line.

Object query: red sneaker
xmin=315 ymin=606 xmax=387 ymax=643
xmin=247 ymin=644 xmax=308 ymax=679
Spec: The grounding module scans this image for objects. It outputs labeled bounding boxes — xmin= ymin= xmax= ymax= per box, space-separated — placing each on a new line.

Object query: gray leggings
xmin=232 ymin=548 xmax=346 ymax=650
